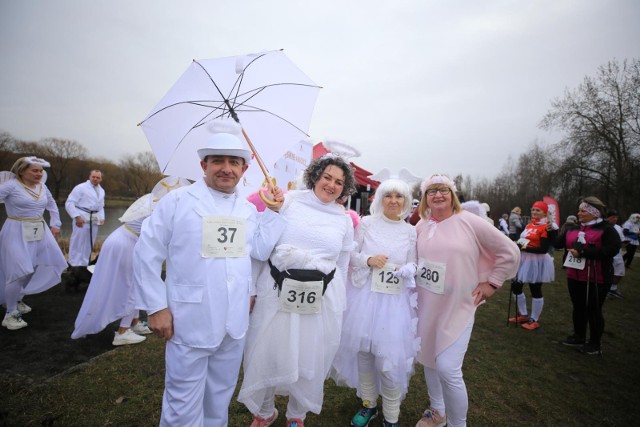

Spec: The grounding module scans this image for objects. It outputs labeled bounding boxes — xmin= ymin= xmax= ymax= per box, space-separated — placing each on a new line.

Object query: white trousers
xmin=423 ymin=317 xmax=474 ymax=427
xmin=161 ymin=334 xmax=245 ymax=427
xmin=68 ymin=221 xmax=100 ymax=266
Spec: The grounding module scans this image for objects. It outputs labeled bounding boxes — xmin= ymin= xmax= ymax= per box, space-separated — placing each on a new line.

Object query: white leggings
xmin=257 ymin=388 xmax=308 ymax=420
xmin=118 ymin=310 xmax=139 ymax=328
xmin=423 ymin=317 xmax=474 ymax=427
xmin=357 ymin=351 xmax=402 ymax=423
xmin=4 ymin=274 xmax=31 ymax=314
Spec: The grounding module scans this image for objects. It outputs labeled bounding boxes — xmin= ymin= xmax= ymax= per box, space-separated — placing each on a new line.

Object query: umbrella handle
xmin=241 ymin=128 xmax=279 ymax=207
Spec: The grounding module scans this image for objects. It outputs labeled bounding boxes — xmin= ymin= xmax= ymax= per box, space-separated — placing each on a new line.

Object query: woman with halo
xmin=413 ymin=173 xmax=519 ymax=427
xmin=332 ymin=168 xmax=420 ymax=427
xmin=239 ymin=153 xmax=357 ymax=427
xmin=0 ymin=156 xmax=67 ymax=330
xmin=71 ymin=176 xmax=190 ymax=345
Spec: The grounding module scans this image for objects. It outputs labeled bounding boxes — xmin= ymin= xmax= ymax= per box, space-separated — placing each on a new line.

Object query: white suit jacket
xmin=65 ymin=181 xmax=106 ymax=221
xmin=133 ymin=179 xmax=286 ymax=348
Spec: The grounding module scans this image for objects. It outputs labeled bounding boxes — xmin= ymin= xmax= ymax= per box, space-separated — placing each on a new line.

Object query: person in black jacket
xmin=555 ymin=197 xmax=621 ymax=355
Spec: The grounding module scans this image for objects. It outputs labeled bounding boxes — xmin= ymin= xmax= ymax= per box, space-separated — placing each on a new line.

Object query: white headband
xmin=579 ymin=202 xmax=601 ymax=218
xmin=420 ymin=174 xmax=457 ymax=194
xmin=25 ymin=156 xmax=51 ymax=168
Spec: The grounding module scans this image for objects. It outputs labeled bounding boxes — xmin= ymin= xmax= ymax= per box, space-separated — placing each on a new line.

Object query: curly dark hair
xmin=303 ymin=155 xmax=357 ymax=199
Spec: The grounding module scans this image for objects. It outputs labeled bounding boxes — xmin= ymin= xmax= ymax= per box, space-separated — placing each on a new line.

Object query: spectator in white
xmin=481 ymin=202 xmax=494 ymax=225
xmin=622 ymin=213 xmax=640 ymax=268
xmin=65 ymin=170 xmax=105 ymax=271
xmin=605 ymin=210 xmax=626 ymax=298
xmin=1 ymin=157 xmax=67 ymax=330
xmin=133 ymin=119 xmax=285 ymax=427
xmin=498 ymin=213 xmax=509 ymax=235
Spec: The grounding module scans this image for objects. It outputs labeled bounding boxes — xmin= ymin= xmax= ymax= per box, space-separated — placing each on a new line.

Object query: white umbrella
xmin=138 ymin=49 xmax=321 ymax=183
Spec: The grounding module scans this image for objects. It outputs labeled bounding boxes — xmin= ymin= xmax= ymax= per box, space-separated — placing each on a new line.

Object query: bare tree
xmin=38 ymin=138 xmax=88 ymax=201
xmin=118 ymin=151 xmax=163 ymax=197
xmin=540 ymin=58 xmax=640 ymax=213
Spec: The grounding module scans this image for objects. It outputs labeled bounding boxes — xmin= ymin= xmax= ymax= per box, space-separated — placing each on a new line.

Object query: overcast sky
xmin=1 ymin=0 xmax=638 ymax=183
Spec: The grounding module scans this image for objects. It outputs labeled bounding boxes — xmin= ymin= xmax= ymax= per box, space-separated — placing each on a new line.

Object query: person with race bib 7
xmin=0 ymin=156 xmax=67 ymax=330
xmin=238 ymin=153 xmax=357 ymax=427
xmin=331 ymin=176 xmax=419 ymax=427
xmin=413 ymin=174 xmax=520 ymax=427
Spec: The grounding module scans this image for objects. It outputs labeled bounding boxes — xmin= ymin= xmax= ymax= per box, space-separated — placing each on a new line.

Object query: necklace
xmin=18 ymin=180 xmax=42 ymax=200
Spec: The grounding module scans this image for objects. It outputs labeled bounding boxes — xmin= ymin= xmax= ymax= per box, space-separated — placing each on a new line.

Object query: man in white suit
xmin=65 ymin=169 xmax=105 ymax=267
xmin=133 ymin=121 xmax=285 ymax=427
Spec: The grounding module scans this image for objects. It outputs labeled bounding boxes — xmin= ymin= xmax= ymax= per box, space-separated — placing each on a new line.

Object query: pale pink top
xmin=415 ymin=210 xmax=520 ymax=368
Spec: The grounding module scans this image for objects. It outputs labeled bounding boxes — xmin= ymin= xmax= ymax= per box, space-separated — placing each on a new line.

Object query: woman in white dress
xmin=72 ymin=177 xmax=189 ymax=345
xmin=332 ymin=177 xmax=419 ymax=427
xmin=238 ymin=154 xmax=357 ymax=427
xmin=0 ymin=157 xmax=67 ymax=330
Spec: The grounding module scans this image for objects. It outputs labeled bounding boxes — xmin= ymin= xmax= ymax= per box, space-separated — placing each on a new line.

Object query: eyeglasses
xmin=425 ymin=187 xmax=451 ymax=196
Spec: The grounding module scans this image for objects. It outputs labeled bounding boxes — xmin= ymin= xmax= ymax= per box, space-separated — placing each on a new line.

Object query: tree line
xmin=3 ymin=58 xmax=638 ymax=221
xmin=458 ymin=57 xmax=639 ymax=223
xmin=0 ymin=134 xmax=162 ymax=203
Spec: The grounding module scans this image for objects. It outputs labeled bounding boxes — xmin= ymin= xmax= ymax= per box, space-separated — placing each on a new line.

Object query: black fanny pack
xmin=269 ymin=260 xmax=336 ymax=295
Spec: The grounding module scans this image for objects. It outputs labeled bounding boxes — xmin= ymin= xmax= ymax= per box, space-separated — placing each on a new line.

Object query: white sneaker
xmin=112 ymin=329 xmax=146 ymax=346
xmin=2 ymin=311 xmax=28 ymax=330
xmin=131 ymin=322 xmax=152 ymax=335
xmin=17 ymin=300 xmax=32 ymax=314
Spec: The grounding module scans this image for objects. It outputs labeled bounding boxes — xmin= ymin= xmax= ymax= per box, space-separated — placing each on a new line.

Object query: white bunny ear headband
xmin=369 ymin=167 xmax=421 ymax=184
xmin=420 ymin=173 xmax=457 ymax=194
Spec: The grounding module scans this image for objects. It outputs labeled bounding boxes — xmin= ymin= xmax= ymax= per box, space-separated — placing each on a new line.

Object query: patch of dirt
xmin=0 ymin=279 xmax=117 ymax=382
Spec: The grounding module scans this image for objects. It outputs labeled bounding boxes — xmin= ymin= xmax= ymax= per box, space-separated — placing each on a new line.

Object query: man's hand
xmin=75 ymin=216 xmax=85 ymax=227
xmin=148 ymin=308 xmax=174 ymax=340
xmin=50 ymin=227 xmax=60 ymax=238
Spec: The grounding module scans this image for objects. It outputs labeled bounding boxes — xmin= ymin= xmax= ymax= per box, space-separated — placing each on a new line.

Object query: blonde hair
xmin=10 ymin=157 xmax=46 ymax=177
xmin=418 ymin=183 xmax=462 ymax=220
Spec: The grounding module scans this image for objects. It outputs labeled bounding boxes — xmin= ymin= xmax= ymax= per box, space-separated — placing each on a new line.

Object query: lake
xmin=0 ymin=205 xmax=127 ymax=241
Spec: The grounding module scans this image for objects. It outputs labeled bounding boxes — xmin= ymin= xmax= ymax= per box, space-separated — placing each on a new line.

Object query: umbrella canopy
xmin=139 ymin=49 xmax=321 ymax=182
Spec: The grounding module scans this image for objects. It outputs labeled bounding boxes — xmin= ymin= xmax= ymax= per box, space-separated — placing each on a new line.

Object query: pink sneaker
xmin=415 ymin=408 xmax=446 ymax=427
xmin=250 ymin=409 xmax=278 ymax=427
xmin=287 ymin=418 xmax=305 ymax=427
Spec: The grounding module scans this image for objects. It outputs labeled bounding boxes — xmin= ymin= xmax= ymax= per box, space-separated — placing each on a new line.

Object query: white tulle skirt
xmin=331 ymin=280 xmax=420 ymax=399
xmin=516 ymin=252 xmax=555 ymax=283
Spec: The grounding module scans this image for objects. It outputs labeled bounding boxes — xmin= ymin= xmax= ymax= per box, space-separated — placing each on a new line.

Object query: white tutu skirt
xmin=331 ymin=281 xmax=419 ymax=398
xmin=516 ymin=252 xmax=555 ymax=283
xmin=0 ymin=219 xmax=66 ymax=305
xmin=238 ymin=264 xmax=345 ymax=415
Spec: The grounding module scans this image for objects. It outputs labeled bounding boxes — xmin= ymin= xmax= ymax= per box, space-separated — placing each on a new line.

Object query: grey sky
xmin=1 ymin=0 xmax=638 ymax=182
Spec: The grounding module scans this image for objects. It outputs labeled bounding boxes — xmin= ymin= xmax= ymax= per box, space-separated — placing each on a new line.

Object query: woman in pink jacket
xmin=413 ymin=174 xmax=520 ymax=427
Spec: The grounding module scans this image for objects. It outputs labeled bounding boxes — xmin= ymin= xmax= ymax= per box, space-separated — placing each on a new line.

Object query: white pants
xmin=68 ymin=221 xmax=100 ymax=266
xmin=161 ymin=334 xmax=245 ymax=427
xmin=424 ymin=317 xmax=474 ymax=427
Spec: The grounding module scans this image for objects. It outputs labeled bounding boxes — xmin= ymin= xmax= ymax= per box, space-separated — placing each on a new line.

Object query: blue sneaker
xmin=351 ymin=402 xmax=378 ymax=427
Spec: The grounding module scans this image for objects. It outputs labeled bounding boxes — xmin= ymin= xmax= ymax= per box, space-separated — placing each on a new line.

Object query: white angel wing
xmin=0 ymin=171 xmax=16 ymax=204
xmin=368 ymin=168 xmax=391 ymax=182
xmin=151 ymin=176 xmax=191 ymax=202
xmin=118 ymin=194 xmax=154 ymax=223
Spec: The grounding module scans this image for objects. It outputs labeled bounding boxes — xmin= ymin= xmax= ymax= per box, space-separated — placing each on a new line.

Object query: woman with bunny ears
xmin=332 ymin=169 xmax=420 ymax=427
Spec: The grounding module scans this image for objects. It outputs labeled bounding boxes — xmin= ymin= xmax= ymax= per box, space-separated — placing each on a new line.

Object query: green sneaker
xmin=350 ymin=403 xmax=378 ymax=427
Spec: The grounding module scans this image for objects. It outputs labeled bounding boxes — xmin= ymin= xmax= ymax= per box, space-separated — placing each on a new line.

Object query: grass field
xmin=1 ymin=252 xmax=639 ymax=426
